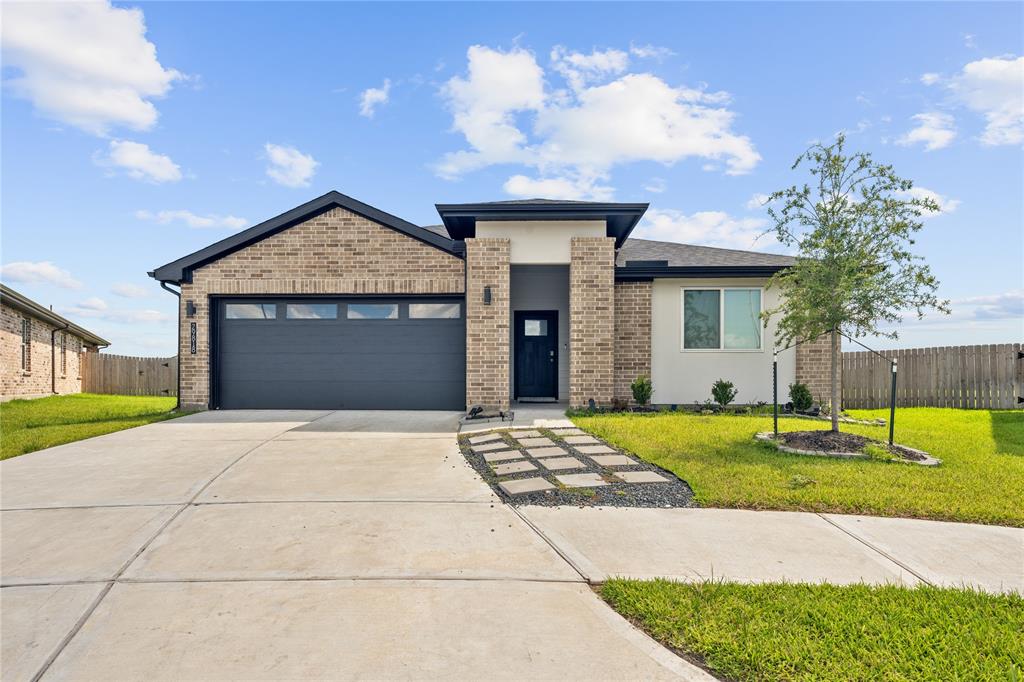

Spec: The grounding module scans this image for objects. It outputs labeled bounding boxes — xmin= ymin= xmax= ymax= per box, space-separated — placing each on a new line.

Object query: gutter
xmin=159 ymin=281 xmax=182 ymax=410
xmin=51 ymin=320 xmax=69 ymax=394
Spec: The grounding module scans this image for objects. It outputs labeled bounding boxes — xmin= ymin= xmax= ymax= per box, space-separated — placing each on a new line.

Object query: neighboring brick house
xmin=0 ymin=284 xmax=109 ymax=401
xmin=151 ymin=191 xmax=836 ymax=412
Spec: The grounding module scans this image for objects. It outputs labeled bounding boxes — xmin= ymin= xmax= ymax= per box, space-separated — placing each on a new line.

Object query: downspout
xmin=51 ymin=320 xmax=70 ymax=394
xmin=159 ymin=280 xmax=182 ymax=410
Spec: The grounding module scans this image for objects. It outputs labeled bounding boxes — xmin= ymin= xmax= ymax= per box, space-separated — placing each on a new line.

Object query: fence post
xmin=773 ymin=350 xmax=779 ymax=438
xmin=889 ymin=359 xmax=898 ymax=446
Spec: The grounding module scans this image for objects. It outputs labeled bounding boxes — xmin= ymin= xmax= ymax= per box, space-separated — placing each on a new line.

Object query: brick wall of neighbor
xmin=569 ymin=237 xmax=615 ymax=408
xmin=613 ymin=281 xmax=652 ymax=404
xmin=464 ymin=238 xmax=510 ymax=411
xmin=795 ymin=332 xmax=842 ymax=407
xmin=1 ymin=303 xmax=86 ymax=400
xmin=178 ymin=206 xmax=466 ymax=409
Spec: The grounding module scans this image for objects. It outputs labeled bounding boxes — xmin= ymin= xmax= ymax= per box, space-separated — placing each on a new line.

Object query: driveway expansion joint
xmin=815 ymin=512 xmax=934 ymax=586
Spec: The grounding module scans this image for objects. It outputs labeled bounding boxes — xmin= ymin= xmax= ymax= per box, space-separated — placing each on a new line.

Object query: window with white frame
xmin=681 ymin=288 xmax=762 ymax=350
xmin=20 ymin=318 xmax=31 ymax=371
xmin=61 ymin=332 xmax=67 ymax=376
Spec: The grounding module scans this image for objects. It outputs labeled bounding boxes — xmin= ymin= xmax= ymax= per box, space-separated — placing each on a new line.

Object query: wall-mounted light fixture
xmin=186 ymin=300 xmax=197 ymax=317
xmin=483 ymin=286 xmax=492 ymax=306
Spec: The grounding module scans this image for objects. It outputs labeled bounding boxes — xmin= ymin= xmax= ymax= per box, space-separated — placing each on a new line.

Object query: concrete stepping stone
xmin=550 ymin=428 xmax=585 ymax=436
xmin=483 ymin=450 xmax=525 ymax=463
xmin=468 ymin=433 xmax=503 ymax=445
xmin=518 ymin=437 xmax=555 ymax=447
xmin=576 ymin=445 xmax=616 ymax=455
xmin=555 ymin=473 xmax=608 ymax=488
xmin=590 ymin=454 xmax=636 ymax=467
xmin=509 ymin=430 xmax=543 ymax=438
xmin=499 ymin=477 xmax=555 ymax=495
xmin=474 ymin=442 xmax=510 ymax=453
xmin=492 ymin=461 xmax=537 ymax=475
xmin=615 ymin=471 xmax=669 ymax=484
xmin=538 ymin=457 xmax=585 ymax=471
xmin=527 ymin=447 xmax=567 ymax=458
xmin=564 ymin=435 xmax=600 ymax=445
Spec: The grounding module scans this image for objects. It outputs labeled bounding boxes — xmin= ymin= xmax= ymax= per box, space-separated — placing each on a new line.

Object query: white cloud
xmin=436 ymin=45 xmax=760 ymax=198
xmin=264 ymin=143 xmax=318 ymax=188
xmin=963 ymin=33 xmax=977 ymax=50
xmin=949 ymin=55 xmax=1023 ymax=146
xmin=920 ymin=73 xmax=941 ymax=86
xmin=64 ymin=303 xmax=171 ymax=324
xmin=644 ymin=177 xmax=666 ymax=193
xmin=0 ymin=261 xmax=82 ymax=289
xmin=902 ymin=186 xmax=961 ymax=215
xmin=77 ymin=297 xmax=108 ymax=311
xmin=745 ymin=193 xmax=771 ymax=210
xmin=629 ymin=43 xmax=676 ymax=60
xmin=359 ymin=79 xmax=391 ymax=118
xmin=503 ymin=174 xmax=614 ymax=201
xmin=954 ymin=289 xmax=1023 ymax=320
xmin=136 ymin=209 xmax=247 ymax=229
xmin=632 ymin=208 xmax=777 ymax=251
xmin=98 ymin=140 xmax=182 ymax=182
xmin=111 ymin=283 xmax=149 ymax=298
xmin=896 ymin=112 xmax=957 ymax=151
xmin=1 ymin=1 xmax=182 ymax=136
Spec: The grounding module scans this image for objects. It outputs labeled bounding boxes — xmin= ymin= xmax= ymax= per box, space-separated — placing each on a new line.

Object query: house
xmin=0 ymin=284 xmax=110 ymax=400
xmin=150 ymin=191 xmax=831 ymax=412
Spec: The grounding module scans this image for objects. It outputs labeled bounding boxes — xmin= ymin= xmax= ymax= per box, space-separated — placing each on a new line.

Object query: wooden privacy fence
xmin=82 ymin=354 xmax=177 ymax=397
xmin=842 ymin=343 xmax=1022 ymax=409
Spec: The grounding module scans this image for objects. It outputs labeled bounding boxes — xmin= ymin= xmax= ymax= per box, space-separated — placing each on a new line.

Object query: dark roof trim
xmin=435 ymin=201 xmax=649 ymax=248
xmin=615 ymin=265 xmax=790 ymax=281
xmin=150 ymin=191 xmax=464 ymax=284
xmin=0 ymin=284 xmax=110 ymax=347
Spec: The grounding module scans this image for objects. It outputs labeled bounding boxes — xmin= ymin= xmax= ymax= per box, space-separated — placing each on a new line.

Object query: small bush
xmin=631 ymin=375 xmax=653 ymax=406
xmin=789 ymin=382 xmax=813 ymax=411
xmin=711 ymin=379 xmax=738 ymax=407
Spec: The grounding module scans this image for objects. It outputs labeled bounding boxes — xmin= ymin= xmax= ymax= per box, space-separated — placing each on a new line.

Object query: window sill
xmin=680 ymin=348 xmax=765 ymax=353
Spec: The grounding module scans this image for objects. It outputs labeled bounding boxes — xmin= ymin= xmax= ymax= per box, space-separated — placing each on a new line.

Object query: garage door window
xmin=347 ymin=303 xmax=398 ymax=319
xmin=409 ymin=303 xmax=461 ymax=319
xmin=225 ymin=303 xmax=277 ymax=319
xmin=286 ymin=303 xmax=338 ymax=319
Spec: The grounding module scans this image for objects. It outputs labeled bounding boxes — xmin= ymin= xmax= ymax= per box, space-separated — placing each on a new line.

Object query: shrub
xmin=789 ymin=382 xmax=813 ymax=411
xmin=711 ymin=379 xmax=738 ymax=407
xmin=631 ymin=375 xmax=653 ymax=406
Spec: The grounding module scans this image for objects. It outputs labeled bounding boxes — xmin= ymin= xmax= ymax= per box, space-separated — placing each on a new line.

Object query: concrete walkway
xmin=1 ymin=410 xmax=709 ymax=681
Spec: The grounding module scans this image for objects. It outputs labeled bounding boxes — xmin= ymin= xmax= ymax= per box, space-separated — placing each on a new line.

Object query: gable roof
xmin=616 ymin=238 xmax=795 ymax=279
xmin=0 ymin=284 xmax=110 ymax=347
xmin=150 ymin=191 xmax=463 ymax=284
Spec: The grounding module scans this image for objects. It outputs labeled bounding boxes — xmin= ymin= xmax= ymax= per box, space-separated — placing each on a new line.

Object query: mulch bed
xmin=458 ymin=429 xmax=696 ymax=508
xmin=776 ymin=430 xmax=927 ymax=462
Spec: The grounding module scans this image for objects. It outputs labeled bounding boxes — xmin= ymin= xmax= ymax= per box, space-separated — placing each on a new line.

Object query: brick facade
xmin=613 ymin=281 xmax=652 ymax=404
xmin=464 ymin=238 xmax=510 ymax=411
xmin=178 ymin=206 xmax=465 ymax=409
xmin=795 ymin=332 xmax=842 ymax=408
xmin=569 ymin=237 xmax=615 ymax=408
xmin=1 ymin=303 xmax=87 ymax=400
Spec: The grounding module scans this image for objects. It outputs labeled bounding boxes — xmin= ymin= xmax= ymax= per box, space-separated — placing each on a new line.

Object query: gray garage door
xmin=214 ymin=297 xmax=465 ymax=410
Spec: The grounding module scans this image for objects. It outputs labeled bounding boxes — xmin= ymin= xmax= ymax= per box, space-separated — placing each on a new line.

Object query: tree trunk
xmin=830 ymin=330 xmax=840 ymax=432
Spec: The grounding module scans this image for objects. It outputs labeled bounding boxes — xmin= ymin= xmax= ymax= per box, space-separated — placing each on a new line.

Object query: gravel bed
xmin=458 ymin=428 xmax=695 ymax=508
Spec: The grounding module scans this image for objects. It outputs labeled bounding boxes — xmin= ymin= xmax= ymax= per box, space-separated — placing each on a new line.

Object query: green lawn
xmin=601 ymin=579 xmax=1023 ymax=682
xmin=1 ymin=393 xmax=183 ymax=460
xmin=573 ymin=408 xmax=1024 ymax=527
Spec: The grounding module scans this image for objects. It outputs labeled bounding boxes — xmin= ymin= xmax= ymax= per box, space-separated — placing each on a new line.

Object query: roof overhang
xmin=615 ymin=264 xmax=790 ymax=281
xmin=150 ymin=191 xmax=464 ymax=284
xmin=0 ymin=284 xmax=110 ymax=347
xmin=435 ymin=201 xmax=649 ymax=248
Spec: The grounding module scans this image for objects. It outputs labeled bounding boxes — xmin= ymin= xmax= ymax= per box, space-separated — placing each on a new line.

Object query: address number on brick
xmin=190 ymin=322 xmax=197 ymax=355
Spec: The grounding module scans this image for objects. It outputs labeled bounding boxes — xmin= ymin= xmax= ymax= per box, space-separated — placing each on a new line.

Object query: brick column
xmin=613 ymin=281 xmax=652 ymax=404
xmin=570 ymin=237 xmax=615 ymax=408
xmin=465 ymin=238 xmax=510 ymax=411
xmin=795 ymin=332 xmax=841 ymax=408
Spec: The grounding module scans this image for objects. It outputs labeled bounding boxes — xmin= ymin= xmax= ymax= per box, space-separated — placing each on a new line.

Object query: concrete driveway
xmin=1 ymin=411 xmax=708 ymax=681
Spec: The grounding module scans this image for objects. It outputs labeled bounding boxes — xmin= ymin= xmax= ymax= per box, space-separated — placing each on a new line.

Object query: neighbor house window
xmin=286 ymin=303 xmax=337 ymax=319
xmin=61 ymin=332 xmax=67 ymax=375
xmin=682 ymin=288 xmax=762 ymax=350
xmin=347 ymin=303 xmax=398 ymax=320
xmin=20 ymin=318 xmax=31 ymax=371
xmin=409 ymin=303 xmax=461 ymax=319
xmin=225 ymin=303 xmax=277 ymax=319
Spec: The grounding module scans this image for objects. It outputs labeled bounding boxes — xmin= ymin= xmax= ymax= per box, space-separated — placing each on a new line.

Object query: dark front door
xmin=514 ymin=311 xmax=558 ymax=399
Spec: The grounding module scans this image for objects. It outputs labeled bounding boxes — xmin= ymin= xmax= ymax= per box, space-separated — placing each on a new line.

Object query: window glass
xmin=225 ymin=303 xmax=276 ymax=319
xmin=683 ymin=290 xmax=720 ymax=349
xmin=347 ymin=303 xmax=398 ymax=320
xmin=286 ymin=303 xmax=337 ymax=319
xmin=724 ymin=289 xmax=761 ymax=349
xmin=409 ymin=303 xmax=461 ymax=319
xmin=524 ymin=319 xmax=548 ymax=336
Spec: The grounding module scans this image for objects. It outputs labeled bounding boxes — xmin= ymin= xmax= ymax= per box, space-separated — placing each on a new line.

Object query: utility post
xmin=772 ymin=349 xmax=779 ymax=438
xmin=889 ymin=358 xmax=898 ymax=446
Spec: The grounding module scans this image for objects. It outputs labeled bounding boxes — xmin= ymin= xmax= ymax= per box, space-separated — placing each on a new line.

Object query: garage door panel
xmin=216 ymin=298 xmax=465 ymax=410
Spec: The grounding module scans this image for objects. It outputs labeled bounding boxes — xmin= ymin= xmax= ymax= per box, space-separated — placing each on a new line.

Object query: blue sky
xmin=2 ymin=1 xmax=1021 ymax=355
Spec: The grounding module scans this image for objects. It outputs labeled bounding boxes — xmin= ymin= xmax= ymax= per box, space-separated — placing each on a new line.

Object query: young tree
xmin=762 ymin=134 xmax=949 ymax=432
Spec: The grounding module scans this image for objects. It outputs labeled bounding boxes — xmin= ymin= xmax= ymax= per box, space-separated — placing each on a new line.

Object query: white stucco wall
xmin=509 ymin=265 xmax=570 ymax=400
xmin=650 ymin=277 xmax=795 ymax=405
xmin=477 ymin=221 xmax=605 ymax=264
